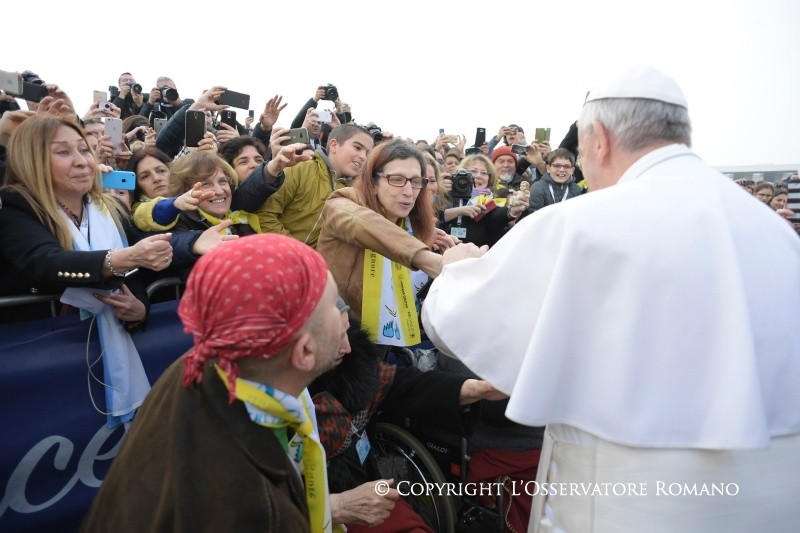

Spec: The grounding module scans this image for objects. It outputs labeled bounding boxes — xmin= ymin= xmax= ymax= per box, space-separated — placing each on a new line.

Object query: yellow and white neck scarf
xmin=361 ymin=218 xmax=425 ymax=347
xmin=215 ymin=366 xmax=343 ymax=533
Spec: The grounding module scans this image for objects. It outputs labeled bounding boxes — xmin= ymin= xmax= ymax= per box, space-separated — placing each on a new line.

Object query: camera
xmin=159 ymin=86 xmax=179 ymax=102
xmin=321 ymin=83 xmax=338 ymax=101
xmin=132 ymin=83 xmax=143 ymax=95
xmin=109 ymin=85 xmax=120 ymax=99
xmin=511 ymin=143 xmax=528 ymax=156
xmin=21 ymin=71 xmax=44 ymax=85
xmin=450 ymin=168 xmax=474 ymax=200
xmin=364 ymin=122 xmax=384 ymax=144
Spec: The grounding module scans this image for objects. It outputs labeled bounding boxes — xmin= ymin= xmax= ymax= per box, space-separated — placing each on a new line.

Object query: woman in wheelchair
xmin=310 ymin=300 xmax=503 ymax=532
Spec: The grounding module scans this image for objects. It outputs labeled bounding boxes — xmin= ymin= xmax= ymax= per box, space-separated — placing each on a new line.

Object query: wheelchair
xmin=372 ymin=421 xmax=459 ymax=532
xmin=376 ymin=345 xmax=536 ymax=532
xmin=372 ymin=416 xmax=509 ymax=533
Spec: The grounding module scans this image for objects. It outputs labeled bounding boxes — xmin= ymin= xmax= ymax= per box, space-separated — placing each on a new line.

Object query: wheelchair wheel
xmin=372 ymin=422 xmax=458 ymax=533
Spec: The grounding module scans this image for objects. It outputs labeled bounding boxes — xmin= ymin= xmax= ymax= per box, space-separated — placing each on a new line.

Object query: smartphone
xmin=21 ymin=81 xmax=49 ymax=103
xmin=218 ymin=109 xmax=237 ymax=129
xmin=464 ymin=147 xmax=481 ymax=156
xmin=248 ymin=109 xmax=255 ymax=119
xmin=185 ymin=110 xmax=206 ymax=147
xmin=94 ymin=90 xmax=114 ymax=113
xmin=280 ymin=127 xmax=310 ymax=147
xmin=103 ymin=117 xmax=124 ymax=154
xmin=511 ymin=144 xmax=528 ymax=156
xmin=474 ymin=127 xmax=486 ymax=148
xmin=153 ymin=117 xmax=167 ymax=134
xmin=535 ymin=128 xmax=551 ymax=143
xmin=217 ymin=89 xmax=250 ymax=109
xmin=317 ymin=110 xmax=332 ymax=123
xmin=0 ymin=69 xmax=23 ymax=96
xmin=438 ymin=128 xmax=445 ymax=136
xmin=102 ymin=170 xmax=136 ymax=191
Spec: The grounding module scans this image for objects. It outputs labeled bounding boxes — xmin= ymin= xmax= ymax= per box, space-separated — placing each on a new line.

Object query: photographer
xmin=439 ymin=154 xmax=527 ymax=248
xmin=139 ymin=76 xmax=192 ymax=121
xmin=290 ymin=84 xmax=351 ymax=148
xmin=110 ymin=72 xmax=147 ymax=119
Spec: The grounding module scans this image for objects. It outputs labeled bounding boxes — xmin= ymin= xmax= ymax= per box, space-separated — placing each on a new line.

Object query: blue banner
xmin=0 ymin=301 xmax=193 ymax=532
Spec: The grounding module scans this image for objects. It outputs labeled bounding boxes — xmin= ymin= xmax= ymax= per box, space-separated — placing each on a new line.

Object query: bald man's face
xmin=311 ymin=274 xmax=345 ymax=376
xmin=334 ymin=312 xmax=351 ymax=366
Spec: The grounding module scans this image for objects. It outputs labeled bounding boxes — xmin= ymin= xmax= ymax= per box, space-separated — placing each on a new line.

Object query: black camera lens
xmin=324 ymin=84 xmax=338 ymax=101
xmin=160 ymin=86 xmax=179 ymax=101
xmin=365 ymin=122 xmax=383 ymax=144
xmin=450 ymin=169 xmax=474 ymax=199
xmin=132 ymin=84 xmax=142 ymax=94
xmin=22 ymin=71 xmax=44 ymax=85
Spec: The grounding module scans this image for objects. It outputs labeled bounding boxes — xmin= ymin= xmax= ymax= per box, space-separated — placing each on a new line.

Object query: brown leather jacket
xmin=81 ymin=359 xmax=309 ymax=532
xmin=317 ymin=187 xmax=429 ymax=322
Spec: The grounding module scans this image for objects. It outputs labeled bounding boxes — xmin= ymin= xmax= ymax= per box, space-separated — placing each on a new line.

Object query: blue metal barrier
xmin=0 ymin=300 xmax=192 ymax=532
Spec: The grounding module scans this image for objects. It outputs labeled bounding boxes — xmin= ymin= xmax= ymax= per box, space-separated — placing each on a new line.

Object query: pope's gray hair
xmin=578 ymin=98 xmax=692 ymax=153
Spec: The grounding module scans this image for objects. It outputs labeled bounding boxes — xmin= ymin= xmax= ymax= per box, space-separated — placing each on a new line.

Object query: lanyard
xmin=548 ymin=183 xmax=570 ymax=203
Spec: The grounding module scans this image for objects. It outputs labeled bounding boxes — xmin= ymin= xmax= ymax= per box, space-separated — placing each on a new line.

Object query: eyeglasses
xmin=378 ymin=173 xmax=426 ymax=189
xmin=426 ymin=178 xmax=437 ymax=185
xmin=469 ymin=168 xmax=490 ymax=177
xmin=549 ymin=163 xmax=574 ymax=170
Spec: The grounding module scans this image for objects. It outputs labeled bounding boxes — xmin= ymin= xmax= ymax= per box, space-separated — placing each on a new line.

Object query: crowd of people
xmin=1 ymin=67 xmax=799 ymax=532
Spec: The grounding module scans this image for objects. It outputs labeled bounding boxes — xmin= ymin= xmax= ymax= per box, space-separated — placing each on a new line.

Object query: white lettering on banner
xmin=0 ymin=424 xmax=127 ymax=517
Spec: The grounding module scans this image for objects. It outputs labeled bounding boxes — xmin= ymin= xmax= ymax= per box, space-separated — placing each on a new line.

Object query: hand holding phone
xmin=217 ymin=89 xmax=250 ymax=109
xmin=103 ymin=117 xmax=124 ymax=154
xmin=102 ymin=170 xmax=136 ymax=190
xmin=511 ymin=144 xmax=528 ymax=156
xmin=185 ymin=110 xmax=206 ymax=148
xmin=535 ymin=128 xmax=551 ymax=143
xmin=218 ymin=110 xmax=237 ymax=129
xmin=474 ymin=127 xmax=486 ymax=148
xmin=280 ymin=127 xmax=310 ymax=147
xmin=0 ymin=70 xmax=23 ymax=96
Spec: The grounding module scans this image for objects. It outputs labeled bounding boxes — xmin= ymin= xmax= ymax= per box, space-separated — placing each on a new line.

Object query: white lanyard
xmin=548 ymin=183 xmax=570 ymax=203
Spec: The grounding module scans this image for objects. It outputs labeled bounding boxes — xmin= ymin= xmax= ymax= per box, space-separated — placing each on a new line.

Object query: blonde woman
xmin=0 ymin=115 xmax=173 ymax=425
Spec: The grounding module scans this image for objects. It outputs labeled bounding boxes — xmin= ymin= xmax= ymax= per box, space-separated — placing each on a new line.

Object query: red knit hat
xmin=491 ymin=145 xmax=518 ymax=163
xmin=178 ymin=234 xmax=329 ymax=401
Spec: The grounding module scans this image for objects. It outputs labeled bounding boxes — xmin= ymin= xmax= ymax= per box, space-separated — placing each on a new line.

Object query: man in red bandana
xmin=83 ymin=233 xmax=344 ymax=533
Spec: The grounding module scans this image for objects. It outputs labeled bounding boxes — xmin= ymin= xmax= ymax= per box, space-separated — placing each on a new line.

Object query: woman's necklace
xmin=58 ymin=202 xmax=83 ymax=228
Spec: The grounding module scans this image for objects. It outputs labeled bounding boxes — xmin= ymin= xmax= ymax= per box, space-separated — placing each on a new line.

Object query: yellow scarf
xmin=199 ymin=208 xmax=261 ymax=233
xmin=361 ymin=219 xmax=422 ymax=347
xmin=214 ymin=366 xmax=341 ymax=533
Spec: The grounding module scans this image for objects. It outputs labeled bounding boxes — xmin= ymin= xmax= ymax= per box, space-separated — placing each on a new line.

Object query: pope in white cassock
xmin=422 ymin=67 xmax=800 ymax=532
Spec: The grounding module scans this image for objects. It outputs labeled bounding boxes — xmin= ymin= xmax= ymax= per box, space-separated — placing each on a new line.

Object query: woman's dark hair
xmin=353 ymin=139 xmax=436 ymax=246
xmin=122 ymin=114 xmax=149 ymax=133
xmin=754 ymin=181 xmax=775 ymax=195
xmin=126 ymin=146 xmax=172 ymax=203
xmin=219 ymin=136 xmax=267 ymax=168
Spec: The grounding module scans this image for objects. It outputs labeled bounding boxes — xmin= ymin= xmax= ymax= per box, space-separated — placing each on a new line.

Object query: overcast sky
xmin=6 ymin=0 xmax=799 ymax=168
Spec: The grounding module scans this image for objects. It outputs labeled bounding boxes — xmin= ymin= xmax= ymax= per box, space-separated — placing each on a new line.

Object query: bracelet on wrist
xmin=105 ymin=248 xmax=126 ymax=277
